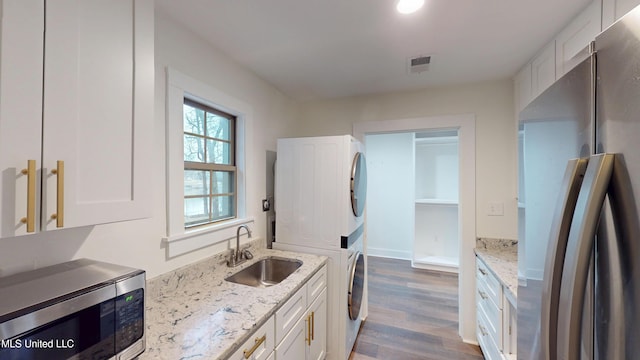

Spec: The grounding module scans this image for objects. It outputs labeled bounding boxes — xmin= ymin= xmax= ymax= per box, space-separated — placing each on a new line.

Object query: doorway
xmin=353 ymin=114 xmax=477 ymax=343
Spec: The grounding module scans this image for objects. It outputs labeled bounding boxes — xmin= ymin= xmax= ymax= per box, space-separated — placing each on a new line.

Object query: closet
xmin=412 ymin=130 xmax=459 ymax=272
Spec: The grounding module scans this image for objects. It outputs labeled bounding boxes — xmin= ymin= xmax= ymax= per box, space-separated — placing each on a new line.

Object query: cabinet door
xmin=514 ymin=63 xmax=532 ymax=114
xmin=603 ymin=0 xmax=640 ymax=29
xmin=555 ymin=0 xmax=601 ymax=78
xmin=308 ymin=288 xmax=327 ymax=360
xmin=0 ymin=0 xmax=44 ymax=238
xmin=531 ymin=41 xmax=556 ymax=100
xmin=275 ymin=315 xmax=307 ymax=360
xmin=41 ymin=0 xmax=153 ymax=230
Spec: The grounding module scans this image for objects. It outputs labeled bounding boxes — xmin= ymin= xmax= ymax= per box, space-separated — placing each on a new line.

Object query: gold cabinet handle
xmin=243 ymin=335 xmax=266 ymax=359
xmin=50 ymin=160 xmax=64 ymax=227
xmin=20 ymin=160 xmax=36 ymax=233
xmin=306 ymin=314 xmax=312 ymax=346
xmin=311 ymin=311 xmax=315 ymax=341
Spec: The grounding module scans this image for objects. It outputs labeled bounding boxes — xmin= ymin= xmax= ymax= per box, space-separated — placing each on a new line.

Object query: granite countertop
xmin=139 ymin=240 xmax=327 ymax=360
xmin=474 ymin=238 xmax=518 ymax=305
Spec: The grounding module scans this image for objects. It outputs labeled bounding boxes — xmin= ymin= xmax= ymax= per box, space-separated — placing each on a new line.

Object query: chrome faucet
xmin=228 ymin=224 xmax=253 ymax=267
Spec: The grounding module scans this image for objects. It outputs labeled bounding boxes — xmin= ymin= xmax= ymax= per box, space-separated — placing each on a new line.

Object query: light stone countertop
xmin=139 ymin=240 xmax=327 ymax=360
xmin=474 ymin=238 xmax=518 ymax=306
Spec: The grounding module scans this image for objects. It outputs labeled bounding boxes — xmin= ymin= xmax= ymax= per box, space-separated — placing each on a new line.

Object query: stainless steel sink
xmin=225 ymin=257 xmax=303 ymax=288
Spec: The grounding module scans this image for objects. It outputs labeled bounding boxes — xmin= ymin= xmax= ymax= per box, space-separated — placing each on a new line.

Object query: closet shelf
xmin=415 ymin=199 xmax=458 ymax=205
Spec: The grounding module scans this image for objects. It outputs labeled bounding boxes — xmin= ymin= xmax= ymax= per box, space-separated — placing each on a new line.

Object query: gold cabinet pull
xmin=311 ymin=311 xmax=315 ymax=341
xmin=20 ymin=160 xmax=36 ymax=232
xmin=51 ymin=160 xmax=64 ymax=227
xmin=306 ymin=314 xmax=312 ymax=346
xmin=243 ymin=335 xmax=266 ymax=359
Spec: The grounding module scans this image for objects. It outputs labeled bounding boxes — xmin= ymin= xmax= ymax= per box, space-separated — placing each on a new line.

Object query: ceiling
xmin=155 ymin=0 xmax=592 ymax=101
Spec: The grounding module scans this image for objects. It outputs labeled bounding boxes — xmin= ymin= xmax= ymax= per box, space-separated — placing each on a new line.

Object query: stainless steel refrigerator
xmin=517 ymin=6 xmax=640 ymax=360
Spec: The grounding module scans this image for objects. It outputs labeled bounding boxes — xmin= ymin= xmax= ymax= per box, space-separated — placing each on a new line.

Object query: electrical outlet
xmin=262 ymin=199 xmax=271 ymax=212
xmin=488 ymin=201 xmax=504 ymax=216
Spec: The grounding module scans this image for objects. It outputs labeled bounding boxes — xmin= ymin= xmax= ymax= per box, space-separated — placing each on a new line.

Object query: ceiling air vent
xmin=408 ymin=55 xmax=431 ymax=74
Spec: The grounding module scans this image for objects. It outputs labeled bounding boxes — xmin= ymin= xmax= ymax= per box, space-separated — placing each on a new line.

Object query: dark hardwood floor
xmin=348 ymin=256 xmax=484 ymax=360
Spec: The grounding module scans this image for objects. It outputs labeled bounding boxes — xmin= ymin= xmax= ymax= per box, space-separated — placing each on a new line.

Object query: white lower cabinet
xmin=477 ymin=306 xmax=503 ymax=360
xmin=502 ymin=298 xmax=517 ymax=360
xmin=230 ymin=316 xmax=275 ymax=360
xmin=231 ymin=264 xmax=327 ymax=360
xmin=476 ymin=257 xmax=516 ymax=360
xmin=275 ymin=314 xmax=307 ymax=360
xmin=275 ymin=265 xmax=327 ymax=360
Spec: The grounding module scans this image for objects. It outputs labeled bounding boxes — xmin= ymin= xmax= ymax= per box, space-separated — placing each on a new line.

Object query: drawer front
xmin=477 ymin=308 xmax=503 ymax=360
xmin=275 ymin=285 xmax=308 ymax=345
xmin=476 ymin=258 xmax=503 ymax=309
xmin=307 ymin=264 xmax=327 ymax=304
xmin=477 ymin=281 xmax=503 ymax=350
xmin=230 ymin=316 xmax=275 ymax=360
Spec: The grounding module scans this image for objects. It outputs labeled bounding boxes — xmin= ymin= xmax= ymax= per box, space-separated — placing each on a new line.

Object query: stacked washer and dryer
xmin=274 ymin=135 xmax=367 ymax=360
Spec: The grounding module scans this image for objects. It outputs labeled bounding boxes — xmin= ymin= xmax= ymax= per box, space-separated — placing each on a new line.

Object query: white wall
xmin=365 ymin=133 xmax=414 ymax=259
xmin=415 ymin=140 xmax=459 ymax=200
xmin=296 ymin=80 xmax=517 ymax=240
xmin=0 ymin=8 xmax=300 ymax=279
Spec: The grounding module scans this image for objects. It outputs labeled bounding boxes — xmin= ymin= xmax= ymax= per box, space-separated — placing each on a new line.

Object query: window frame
xmin=164 ymin=67 xmax=253 ymax=258
xmin=183 ymin=98 xmax=238 ymax=228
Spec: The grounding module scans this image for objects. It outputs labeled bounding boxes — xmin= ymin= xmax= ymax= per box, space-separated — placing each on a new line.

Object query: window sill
xmin=162 ymin=217 xmax=254 ymax=258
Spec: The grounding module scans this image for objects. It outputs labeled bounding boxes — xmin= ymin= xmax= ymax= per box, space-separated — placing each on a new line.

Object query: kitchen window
xmin=164 ymin=67 xmax=252 ymax=257
xmin=183 ymin=99 xmax=236 ymax=227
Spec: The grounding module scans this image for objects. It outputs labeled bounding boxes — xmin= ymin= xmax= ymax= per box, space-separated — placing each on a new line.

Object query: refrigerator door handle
xmin=557 ymin=153 xmax=614 ymax=360
xmin=594 ymin=153 xmax=640 ymax=359
xmin=540 ymin=157 xmax=588 ymax=360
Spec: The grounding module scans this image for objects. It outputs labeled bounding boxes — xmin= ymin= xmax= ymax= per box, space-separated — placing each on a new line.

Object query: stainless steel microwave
xmin=0 ymin=259 xmax=145 ymax=360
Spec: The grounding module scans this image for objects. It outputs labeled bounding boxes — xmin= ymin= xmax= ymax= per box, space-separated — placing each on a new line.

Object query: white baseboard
xmin=366 ymin=247 xmax=411 ymax=260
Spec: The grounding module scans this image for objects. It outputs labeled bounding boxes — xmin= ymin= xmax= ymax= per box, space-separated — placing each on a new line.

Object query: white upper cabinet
xmin=531 ymin=42 xmax=556 ymax=100
xmin=42 ymin=0 xmax=153 ymax=231
xmin=0 ymin=0 xmax=45 ymax=238
xmin=514 ymin=0 xmax=606 ymax=112
xmin=514 ymin=63 xmax=533 ymax=115
xmin=555 ymin=0 xmax=601 ymax=78
xmin=603 ymin=0 xmax=640 ymax=29
xmin=0 ymin=0 xmax=153 ymax=238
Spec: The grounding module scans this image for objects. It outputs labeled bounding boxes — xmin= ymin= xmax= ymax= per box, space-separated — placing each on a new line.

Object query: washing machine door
xmin=350 ymin=152 xmax=367 ymax=217
xmin=348 ymin=251 xmax=365 ymax=320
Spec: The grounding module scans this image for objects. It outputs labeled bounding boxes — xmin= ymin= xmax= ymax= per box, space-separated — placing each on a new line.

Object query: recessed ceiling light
xmin=396 ymin=0 xmax=425 ymax=14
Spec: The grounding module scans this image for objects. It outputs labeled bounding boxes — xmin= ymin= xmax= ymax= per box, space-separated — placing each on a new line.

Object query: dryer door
xmin=350 ymin=152 xmax=367 ymax=217
xmin=348 ymin=251 xmax=365 ymax=320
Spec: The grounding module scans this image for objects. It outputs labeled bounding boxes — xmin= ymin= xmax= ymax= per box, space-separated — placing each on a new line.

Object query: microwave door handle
xmin=540 ymin=157 xmax=588 ymax=360
xmin=557 ymin=153 xmax=614 ymax=360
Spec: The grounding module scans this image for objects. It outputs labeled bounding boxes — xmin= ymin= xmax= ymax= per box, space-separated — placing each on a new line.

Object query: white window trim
xmin=163 ymin=67 xmax=252 ymax=258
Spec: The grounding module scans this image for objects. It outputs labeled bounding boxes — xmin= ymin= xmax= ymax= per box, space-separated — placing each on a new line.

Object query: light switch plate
xmin=488 ymin=201 xmax=504 ymax=216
